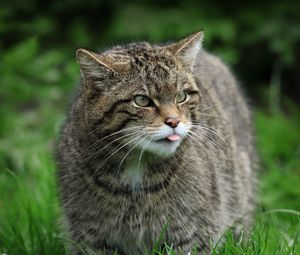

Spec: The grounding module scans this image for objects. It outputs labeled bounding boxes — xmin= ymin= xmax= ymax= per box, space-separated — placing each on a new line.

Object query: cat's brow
xmin=92 ymin=98 xmax=132 ymax=128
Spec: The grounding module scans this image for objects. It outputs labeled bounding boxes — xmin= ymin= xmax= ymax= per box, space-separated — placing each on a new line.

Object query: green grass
xmin=0 ymin=39 xmax=300 ymax=254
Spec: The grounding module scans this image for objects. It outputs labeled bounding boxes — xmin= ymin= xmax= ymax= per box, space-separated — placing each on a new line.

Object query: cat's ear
xmin=76 ymin=49 xmax=116 ymax=85
xmin=166 ymin=31 xmax=203 ymax=70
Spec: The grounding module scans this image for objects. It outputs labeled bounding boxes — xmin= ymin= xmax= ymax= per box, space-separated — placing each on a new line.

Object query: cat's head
xmin=76 ymin=31 xmax=203 ymax=157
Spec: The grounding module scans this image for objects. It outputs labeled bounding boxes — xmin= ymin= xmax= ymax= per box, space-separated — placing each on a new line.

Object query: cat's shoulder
xmin=195 ymin=49 xmax=231 ymax=74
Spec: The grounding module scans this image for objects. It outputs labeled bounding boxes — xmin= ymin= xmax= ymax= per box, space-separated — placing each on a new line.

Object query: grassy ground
xmin=0 ymin=39 xmax=300 ymax=254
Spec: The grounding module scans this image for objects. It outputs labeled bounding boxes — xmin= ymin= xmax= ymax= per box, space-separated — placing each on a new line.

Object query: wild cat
xmin=56 ymin=31 xmax=256 ymax=254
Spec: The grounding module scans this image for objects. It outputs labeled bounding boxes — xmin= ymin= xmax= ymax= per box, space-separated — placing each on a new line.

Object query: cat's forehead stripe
xmin=107 ymin=43 xmax=176 ymax=67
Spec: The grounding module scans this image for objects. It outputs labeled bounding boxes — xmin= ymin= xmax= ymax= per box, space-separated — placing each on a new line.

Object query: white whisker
xmin=137 ymin=135 xmax=154 ymax=170
xmin=191 ymin=123 xmax=228 ymax=144
xmin=80 ymin=126 xmax=142 ymax=157
xmin=92 ymin=134 xmax=144 ymax=177
xmin=115 ymin=135 xmax=150 ymax=174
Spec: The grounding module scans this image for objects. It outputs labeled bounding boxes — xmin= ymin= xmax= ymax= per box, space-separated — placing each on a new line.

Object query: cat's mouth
xmin=137 ymin=125 xmax=189 ymax=156
xmin=135 ymin=132 xmax=184 ymax=157
xmin=165 ymin=134 xmax=181 ymax=141
xmin=156 ymin=133 xmax=181 ymax=143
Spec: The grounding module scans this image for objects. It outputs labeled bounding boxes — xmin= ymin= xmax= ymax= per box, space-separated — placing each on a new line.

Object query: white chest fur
xmin=120 ymin=153 xmax=147 ymax=188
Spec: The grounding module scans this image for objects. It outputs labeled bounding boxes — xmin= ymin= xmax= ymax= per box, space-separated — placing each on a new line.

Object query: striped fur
xmin=56 ymin=32 xmax=256 ymax=255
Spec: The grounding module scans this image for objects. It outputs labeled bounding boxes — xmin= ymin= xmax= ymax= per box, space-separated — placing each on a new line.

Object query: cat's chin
xmin=139 ymin=139 xmax=181 ymax=157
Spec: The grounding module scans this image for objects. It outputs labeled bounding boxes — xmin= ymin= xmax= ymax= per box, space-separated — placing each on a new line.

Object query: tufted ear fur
xmin=166 ymin=31 xmax=203 ymax=71
xmin=76 ymin=49 xmax=129 ymax=88
xmin=76 ymin=49 xmax=112 ymax=77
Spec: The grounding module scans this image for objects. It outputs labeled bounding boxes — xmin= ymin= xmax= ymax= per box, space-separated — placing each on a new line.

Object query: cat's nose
xmin=165 ymin=117 xmax=180 ymax=128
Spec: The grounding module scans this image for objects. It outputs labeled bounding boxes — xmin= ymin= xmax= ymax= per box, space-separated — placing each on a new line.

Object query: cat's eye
xmin=175 ymin=91 xmax=188 ymax=104
xmin=133 ymin=95 xmax=153 ymax=107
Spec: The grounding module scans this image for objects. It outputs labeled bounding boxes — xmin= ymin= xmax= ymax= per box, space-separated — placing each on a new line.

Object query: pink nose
xmin=165 ymin=117 xmax=180 ymax=128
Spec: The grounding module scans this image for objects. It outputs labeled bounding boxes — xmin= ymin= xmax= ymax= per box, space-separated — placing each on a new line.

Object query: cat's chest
xmin=119 ymin=154 xmax=148 ymax=188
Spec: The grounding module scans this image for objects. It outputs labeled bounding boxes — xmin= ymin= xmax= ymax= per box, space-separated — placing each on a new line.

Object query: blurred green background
xmin=0 ymin=0 xmax=300 ymax=254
